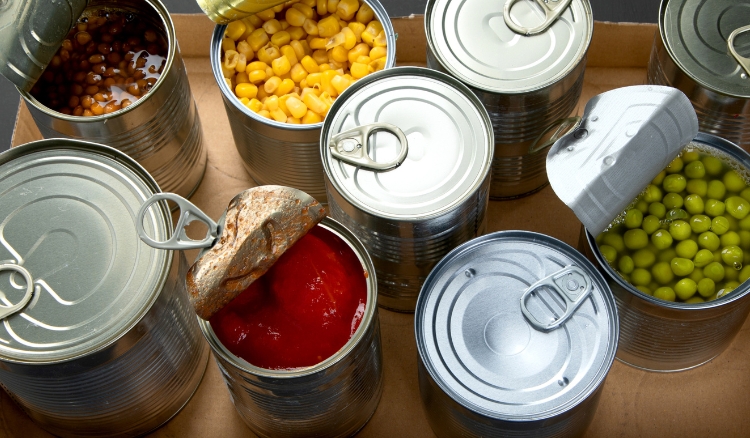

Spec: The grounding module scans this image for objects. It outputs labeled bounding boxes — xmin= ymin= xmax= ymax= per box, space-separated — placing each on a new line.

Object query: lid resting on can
xmin=321 ymin=67 xmax=493 ymax=219
xmin=425 ymin=0 xmax=592 ymax=93
xmin=0 ymin=140 xmax=170 ymax=363
xmin=662 ymin=0 xmax=750 ymax=98
xmin=416 ymin=231 xmax=617 ymax=420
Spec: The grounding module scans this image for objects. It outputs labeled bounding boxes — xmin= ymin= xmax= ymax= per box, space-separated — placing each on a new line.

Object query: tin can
xmin=321 ymin=67 xmax=494 ymax=312
xmin=647 ymin=0 xmax=750 ymax=149
xmin=0 ymin=139 xmax=209 ymax=437
xmin=198 ymin=217 xmax=383 ymax=438
xmin=425 ymin=0 xmax=592 ymax=199
xmin=416 ymin=231 xmax=618 ymax=438
xmin=209 ymin=0 xmax=396 ymax=203
xmin=581 ymin=132 xmax=750 ymax=372
xmin=11 ymin=0 xmax=207 ymax=200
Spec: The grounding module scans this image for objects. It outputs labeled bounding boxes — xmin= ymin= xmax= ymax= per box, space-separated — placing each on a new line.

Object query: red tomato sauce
xmin=210 ymin=225 xmax=368 ymax=370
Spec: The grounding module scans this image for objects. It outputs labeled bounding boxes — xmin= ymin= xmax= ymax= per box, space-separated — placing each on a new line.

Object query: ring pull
xmin=520 ymin=266 xmax=592 ymax=332
xmin=329 ymin=123 xmax=409 ymax=171
xmin=136 ymin=193 xmax=220 ymax=250
xmin=528 ymin=116 xmax=581 ymax=154
xmin=504 ymin=0 xmax=573 ymax=36
xmin=0 ymin=264 xmax=36 ymax=320
xmin=728 ymin=24 xmax=750 ymax=77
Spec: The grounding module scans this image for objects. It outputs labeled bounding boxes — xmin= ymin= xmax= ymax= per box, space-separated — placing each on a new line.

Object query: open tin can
xmin=321 ymin=67 xmax=494 ymax=312
xmin=416 ymin=231 xmax=618 ymax=438
xmin=425 ymin=0 xmax=592 ymax=199
xmin=0 ymin=139 xmax=209 ymax=437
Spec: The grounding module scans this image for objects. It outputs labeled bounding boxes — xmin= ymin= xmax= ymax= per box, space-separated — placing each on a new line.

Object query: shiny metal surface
xmin=196 ymin=0 xmax=284 ymax=23
xmin=416 ymin=231 xmax=617 ymax=437
xmin=322 ymin=67 xmax=493 ymax=312
xmin=547 ymin=85 xmax=698 ymax=236
xmin=19 ymin=0 xmax=207 ymax=199
xmin=210 ymin=0 xmax=396 ymax=204
xmin=198 ymin=217 xmax=383 ymax=438
xmin=581 ymin=132 xmax=750 ymax=372
xmin=0 ymin=139 xmax=208 ymax=437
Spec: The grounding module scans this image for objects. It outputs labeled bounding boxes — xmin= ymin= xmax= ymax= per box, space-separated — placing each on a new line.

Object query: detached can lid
xmin=0 ymin=140 xmax=171 ymax=363
xmin=415 ymin=231 xmax=618 ymax=420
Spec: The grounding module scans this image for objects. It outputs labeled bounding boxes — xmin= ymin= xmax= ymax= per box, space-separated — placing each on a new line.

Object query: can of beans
xmin=8 ymin=0 xmax=207 ymax=200
xmin=647 ymin=0 xmax=750 ymax=150
xmin=425 ymin=0 xmax=592 ymax=199
xmin=321 ymin=67 xmax=494 ymax=312
xmin=197 ymin=217 xmax=383 ymax=438
xmin=210 ymin=0 xmax=396 ymax=203
xmin=416 ymin=230 xmax=618 ymax=438
xmin=0 ymin=139 xmax=209 ymax=437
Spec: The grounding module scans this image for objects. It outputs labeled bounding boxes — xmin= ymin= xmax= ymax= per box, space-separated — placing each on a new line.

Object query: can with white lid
xmin=425 ymin=0 xmax=592 ymax=199
xmin=321 ymin=67 xmax=494 ymax=312
xmin=416 ymin=230 xmax=618 ymax=437
xmin=0 ymin=139 xmax=209 ymax=437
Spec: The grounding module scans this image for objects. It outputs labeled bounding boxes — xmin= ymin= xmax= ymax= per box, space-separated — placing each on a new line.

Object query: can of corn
xmin=4 ymin=0 xmax=207 ymax=200
xmin=209 ymin=0 xmax=396 ymax=203
xmin=198 ymin=217 xmax=383 ymax=438
xmin=425 ymin=0 xmax=592 ymax=199
xmin=0 ymin=139 xmax=209 ymax=437
xmin=647 ymin=0 xmax=750 ymax=150
xmin=321 ymin=66 xmax=494 ymax=312
xmin=416 ymin=230 xmax=618 ymax=438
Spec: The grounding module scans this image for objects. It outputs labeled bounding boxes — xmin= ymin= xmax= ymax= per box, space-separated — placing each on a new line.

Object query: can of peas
xmin=425 ymin=0 xmax=592 ymax=199
xmin=210 ymin=0 xmax=396 ymax=203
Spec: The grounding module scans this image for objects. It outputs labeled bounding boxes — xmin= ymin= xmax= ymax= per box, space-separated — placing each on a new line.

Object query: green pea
xmin=704 ymin=199 xmax=726 ymax=217
xmin=684 ymin=194 xmax=704 ymax=215
xmin=711 ymin=216 xmax=729 ymax=235
xmin=716 ymin=285 xmax=736 ymax=299
xmin=663 ymin=174 xmax=687 ymax=193
xmin=643 ymin=184 xmax=663 ymax=203
xmin=713 ymin=250 xmax=722 ymax=263
xmin=725 ymin=265 xmax=740 ymax=281
xmin=687 ymin=179 xmax=708 ymax=197
xmin=599 ymin=245 xmax=617 ymax=264
xmin=654 ymin=287 xmax=676 ymax=301
xmin=674 ymin=278 xmax=698 ymax=301
xmin=725 ymin=196 xmax=750 ymax=220
xmin=666 ymin=156 xmax=684 ymax=174
xmin=663 ymin=193 xmax=684 ymax=209
xmin=624 ymin=229 xmax=649 ymax=250
xmin=602 ymin=232 xmax=626 ymax=253
xmin=624 ymin=209 xmax=643 ymax=229
xmin=698 ymin=231 xmax=721 ymax=251
xmin=703 ymin=156 xmax=723 ymax=176
xmin=636 ymin=285 xmax=652 ymax=295
xmin=668 ymin=220 xmax=691 ymax=240
xmin=685 ymin=296 xmax=705 ymax=304
xmin=682 ymin=149 xmax=701 ymax=163
xmin=618 ymin=255 xmax=635 ymax=274
xmin=642 ymin=215 xmax=661 ymax=234
xmin=684 ymin=160 xmax=706 ymax=178
xmin=657 ymin=248 xmax=677 ymax=263
xmin=721 ymin=245 xmax=744 ymax=266
xmin=635 ymin=200 xmax=649 ymax=214
xmin=631 ymin=268 xmax=652 ymax=286
xmin=693 ymin=249 xmax=715 ymax=268
xmin=721 ymin=231 xmax=741 ymax=247
xmin=697 ymin=278 xmax=715 ymax=298
xmin=741 ymin=187 xmax=750 ymax=202
xmin=740 ymin=230 xmax=750 ymax=250
xmin=632 ymin=249 xmax=656 ymax=268
xmin=671 ymin=257 xmax=695 ymax=276
xmin=652 ymin=261 xmax=674 ymax=284
xmin=740 ymin=266 xmax=750 ymax=284
xmin=707 ymin=180 xmax=726 ymax=200
xmin=740 ymin=215 xmax=750 ymax=231
xmin=703 ymin=261 xmax=725 ymax=282
xmin=690 ymin=214 xmax=712 ymax=233
xmin=725 ymin=214 xmax=739 ymax=231
xmin=689 ymin=268 xmax=705 ymax=283
xmin=652 ymin=170 xmax=666 ymax=185
xmin=648 ymin=202 xmax=666 ymax=219
xmin=651 ymin=229 xmax=673 ymax=250
xmin=723 ymin=169 xmax=747 ymax=192
xmin=675 ymin=239 xmax=699 ymax=259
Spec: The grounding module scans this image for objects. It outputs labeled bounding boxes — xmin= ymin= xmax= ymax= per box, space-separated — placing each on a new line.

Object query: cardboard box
xmin=6 ymin=14 xmax=750 ymax=438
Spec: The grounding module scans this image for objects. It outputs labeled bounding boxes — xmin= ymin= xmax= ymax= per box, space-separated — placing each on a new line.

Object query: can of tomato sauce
xmin=198 ymin=217 xmax=383 ymax=438
xmin=1 ymin=0 xmax=207 ymax=199
xmin=0 ymin=139 xmax=209 ymax=437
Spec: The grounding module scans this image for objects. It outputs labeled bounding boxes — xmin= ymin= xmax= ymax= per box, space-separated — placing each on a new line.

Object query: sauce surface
xmin=210 ymin=225 xmax=367 ymax=370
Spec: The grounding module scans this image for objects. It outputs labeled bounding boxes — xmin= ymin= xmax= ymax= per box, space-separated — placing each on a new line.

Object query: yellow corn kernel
xmin=272 ymin=55 xmax=292 ymax=76
xmin=257 ymin=44 xmax=282 ymax=65
xmin=246 ymin=98 xmax=263 ymax=112
xmin=331 ymin=74 xmax=350 ymax=94
xmin=264 ymin=95 xmax=280 ymax=111
xmin=221 ymin=63 xmax=234 ymax=78
xmin=300 ymin=0 xmax=316 ymax=7
xmin=239 ymin=97 xmax=250 ymax=105
xmin=299 ymin=39 xmax=311 ymax=55
xmin=271 ymin=30 xmax=291 ymax=46
xmin=288 ymin=26 xmax=306 ymax=41
xmin=312 ymin=49 xmax=329 ymax=64
xmin=350 ymin=62 xmax=369 ymax=78
xmin=235 ymin=83 xmax=258 ymax=99
xmin=270 ymin=108 xmax=287 ymax=122
xmin=263 ymin=19 xmax=282 ymax=34
xmin=290 ymin=63 xmax=308 ymax=82
xmin=356 ymin=55 xmax=371 ymax=64
xmin=265 ymin=76 xmax=282 ymax=93
xmin=257 ymin=109 xmax=271 ymax=119
xmin=300 ymin=55 xmax=320 ymax=73
xmin=318 ymin=15 xmax=341 ymax=38
xmin=300 ymin=87 xmax=318 ymax=99
xmin=285 ymin=96 xmax=308 ymax=118
xmin=316 ymin=0 xmax=328 ymax=15
xmin=247 ymin=60 xmax=268 ymax=71
xmin=369 ymin=45 xmax=386 ymax=60
xmin=239 ymin=18 xmax=257 ymax=39
xmin=306 ymin=72 xmax=322 ymax=86
xmin=272 ymin=3 xmax=285 ymax=12
xmin=276 ymin=78 xmax=296 ymax=96
xmin=369 ymin=57 xmax=385 ymax=72
xmin=303 ymin=19 xmax=319 ymax=36
xmin=348 ymin=22 xmax=365 ymax=42
xmin=302 ymin=109 xmax=322 ymax=124
xmin=309 ymin=37 xmax=327 ymax=50
xmin=235 ymin=71 xmax=250 ymax=84
xmin=224 ymin=76 xmax=233 ymax=90
xmin=303 ymin=92 xmax=328 ymax=115
xmin=336 ymin=0 xmax=358 ymax=20
xmin=222 ymin=37 xmax=236 ymax=53
xmin=256 ymin=8 xmax=276 ymax=21
xmin=237 ymin=41 xmax=254 ymax=61
xmin=325 ymin=32 xmax=345 ymax=50
xmin=319 ymin=63 xmax=332 ymax=71
xmin=278 ymin=96 xmax=292 ymax=116
xmin=329 ymin=60 xmax=346 ymax=71
xmin=356 ymin=3 xmax=374 ymax=23
xmin=280 ymin=45 xmax=299 ymax=66
xmin=374 ymin=30 xmax=386 ymax=47
xmin=247 ymin=14 xmax=263 ymax=28
xmin=285 ymin=7 xmax=307 ymax=27
xmin=318 ymin=91 xmax=334 ymax=108
xmin=248 ymin=29 xmax=270 ymax=52
xmin=290 ymin=40 xmax=306 ymax=60
xmin=329 ymin=46 xmax=349 ymax=63
xmin=292 ymin=3 xmax=314 ymax=18
xmin=287 ymin=116 xmax=301 ymax=124
xmin=224 ymin=50 xmax=239 ymax=69
xmin=362 ymin=21 xmax=383 ymax=46
xmin=347 ymin=42 xmax=369 ymax=63
xmin=321 ymin=69 xmax=339 ymax=87
xmin=257 ymin=86 xmax=270 ymax=100
xmin=235 ymin=53 xmax=247 ymax=72
xmin=327 ymin=0 xmax=340 ymax=14
xmin=300 ymin=79 xmax=308 ymax=88
xmin=225 ymin=20 xmax=247 ymax=41
xmin=339 ymin=26 xmax=357 ymax=50
xmin=280 ymin=20 xmax=290 ymax=30
xmin=248 ymin=69 xmax=267 ymax=83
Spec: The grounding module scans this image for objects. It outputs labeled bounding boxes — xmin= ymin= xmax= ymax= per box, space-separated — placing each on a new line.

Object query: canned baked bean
xmin=0 ymin=139 xmax=208 ymax=437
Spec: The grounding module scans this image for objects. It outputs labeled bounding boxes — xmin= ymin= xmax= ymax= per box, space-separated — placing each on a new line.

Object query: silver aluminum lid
xmin=321 ymin=67 xmax=493 ymax=219
xmin=0 ymin=140 xmax=170 ymax=363
xmin=415 ymin=231 xmax=617 ymax=420
xmin=661 ymin=0 xmax=750 ymax=98
xmin=425 ymin=0 xmax=592 ymax=94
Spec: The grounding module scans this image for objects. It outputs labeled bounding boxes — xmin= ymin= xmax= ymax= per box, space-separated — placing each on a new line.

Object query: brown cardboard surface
xmin=4 ymin=14 xmax=750 ymax=438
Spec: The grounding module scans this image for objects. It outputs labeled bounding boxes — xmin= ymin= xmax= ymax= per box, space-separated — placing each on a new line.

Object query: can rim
xmin=197 ymin=216 xmax=378 ymax=379
xmin=17 ymin=0 xmax=180 ymax=121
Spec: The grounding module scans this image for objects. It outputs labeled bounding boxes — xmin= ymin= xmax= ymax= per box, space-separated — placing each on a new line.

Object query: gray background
xmin=0 ymin=0 xmax=661 ymax=151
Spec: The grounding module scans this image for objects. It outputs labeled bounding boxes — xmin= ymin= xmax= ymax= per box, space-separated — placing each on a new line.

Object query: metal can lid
xmin=661 ymin=0 xmax=750 ymax=98
xmin=415 ymin=231 xmax=618 ymax=420
xmin=425 ymin=0 xmax=592 ymax=94
xmin=321 ymin=67 xmax=493 ymax=219
xmin=0 ymin=140 xmax=171 ymax=363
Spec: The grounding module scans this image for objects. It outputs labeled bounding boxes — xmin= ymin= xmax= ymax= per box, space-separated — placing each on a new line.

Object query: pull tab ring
xmin=136 ymin=193 xmax=220 ymax=250
xmin=520 ymin=265 xmax=592 ymax=331
xmin=728 ymin=24 xmax=750 ymax=77
xmin=329 ymin=123 xmax=409 ymax=171
xmin=528 ymin=116 xmax=582 ymax=154
xmin=0 ymin=264 xmax=36 ymax=320
xmin=504 ymin=0 xmax=573 ymax=36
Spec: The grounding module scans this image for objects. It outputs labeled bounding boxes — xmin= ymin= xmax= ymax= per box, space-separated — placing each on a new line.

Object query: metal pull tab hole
xmin=329 ymin=123 xmax=409 ymax=172
xmin=503 ymin=0 xmax=573 ymax=36
xmin=728 ymin=24 xmax=750 ymax=78
xmin=136 ymin=193 xmax=219 ymax=250
xmin=0 ymin=264 xmax=36 ymax=320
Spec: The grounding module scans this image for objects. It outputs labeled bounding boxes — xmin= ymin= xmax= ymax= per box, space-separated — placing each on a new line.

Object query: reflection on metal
xmin=137 ymin=193 xmax=219 ymax=251
xmin=330 ymin=123 xmax=409 ymax=171
xmin=520 ymin=265 xmax=592 ymax=331
xmin=728 ymin=24 xmax=750 ymax=77
xmin=504 ymin=0 xmax=574 ymax=36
